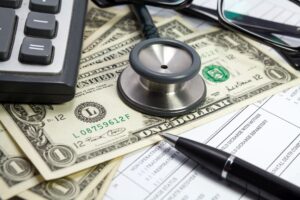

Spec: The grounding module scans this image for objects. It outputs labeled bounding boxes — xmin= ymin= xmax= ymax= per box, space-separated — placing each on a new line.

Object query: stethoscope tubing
xmin=130 ymin=4 xmax=160 ymax=39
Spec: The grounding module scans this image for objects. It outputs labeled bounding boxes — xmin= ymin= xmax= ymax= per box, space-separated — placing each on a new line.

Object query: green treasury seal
xmin=202 ymin=65 xmax=230 ymax=83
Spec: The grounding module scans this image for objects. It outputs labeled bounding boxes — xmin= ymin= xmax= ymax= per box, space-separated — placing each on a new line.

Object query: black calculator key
xmin=0 ymin=0 xmax=22 ymax=8
xmin=25 ymin=12 xmax=57 ymax=38
xmin=30 ymin=0 xmax=60 ymax=14
xmin=19 ymin=37 xmax=53 ymax=65
xmin=0 ymin=8 xmax=17 ymax=61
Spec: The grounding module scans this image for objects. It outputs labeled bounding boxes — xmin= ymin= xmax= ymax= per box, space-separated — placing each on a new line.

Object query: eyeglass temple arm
xmin=252 ymin=32 xmax=300 ymax=69
xmin=178 ymin=4 xmax=219 ymax=23
xmin=223 ymin=10 xmax=300 ymax=37
xmin=277 ymin=49 xmax=300 ymax=69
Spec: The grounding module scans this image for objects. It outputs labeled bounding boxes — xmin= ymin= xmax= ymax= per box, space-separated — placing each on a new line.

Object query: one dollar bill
xmin=83 ymin=11 xmax=133 ymax=52
xmin=83 ymin=1 xmax=124 ymax=41
xmin=80 ymin=16 xmax=196 ymax=70
xmin=1 ymin=28 xmax=299 ymax=180
xmin=83 ymin=10 xmax=163 ymax=53
xmin=0 ymin=123 xmax=43 ymax=199
xmin=84 ymin=158 xmax=121 ymax=200
xmin=18 ymin=159 xmax=119 ymax=200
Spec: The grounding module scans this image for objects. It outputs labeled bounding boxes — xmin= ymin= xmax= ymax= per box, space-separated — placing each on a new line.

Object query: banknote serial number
xmin=72 ymin=114 xmax=130 ymax=139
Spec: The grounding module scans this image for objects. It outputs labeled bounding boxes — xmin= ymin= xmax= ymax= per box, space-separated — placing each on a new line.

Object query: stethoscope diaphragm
xmin=117 ymin=38 xmax=206 ymax=117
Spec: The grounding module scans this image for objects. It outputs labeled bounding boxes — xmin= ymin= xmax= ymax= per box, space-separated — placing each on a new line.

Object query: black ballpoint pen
xmin=159 ymin=133 xmax=300 ymax=200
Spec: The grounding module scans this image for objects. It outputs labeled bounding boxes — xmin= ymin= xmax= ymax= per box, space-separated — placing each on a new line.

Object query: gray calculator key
xmin=25 ymin=12 xmax=57 ymax=38
xmin=0 ymin=8 xmax=17 ymax=61
xmin=30 ymin=0 xmax=60 ymax=14
xmin=19 ymin=37 xmax=53 ymax=65
xmin=0 ymin=0 xmax=22 ymax=8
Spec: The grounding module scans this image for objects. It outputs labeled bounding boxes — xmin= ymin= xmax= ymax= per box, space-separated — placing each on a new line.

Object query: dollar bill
xmin=1 ymin=28 xmax=300 ymax=180
xmin=84 ymin=158 xmax=121 ymax=200
xmin=83 ymin=1 xmax=123 ymax=41
xmin=83 ymin=11 xmax=134 ymax=53
xmin=80 ymin=16 xmax=196 ymax=71
xmin=0 ymin=123 xmax=43 ymax=199
xmin=18 ymin=159 xmax=118 ymax=200
xmin=82 ymin=9 xmax=165 ymax=53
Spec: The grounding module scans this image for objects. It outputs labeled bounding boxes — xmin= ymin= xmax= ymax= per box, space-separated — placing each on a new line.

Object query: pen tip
xmin=158 ymin=133 xmax=178 ymax=147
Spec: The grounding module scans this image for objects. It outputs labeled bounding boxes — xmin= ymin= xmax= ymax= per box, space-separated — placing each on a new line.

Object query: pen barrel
xmin=176 ymin=138 xmax=230 ymax=175
xmin=227 ymin=158 xmax=300 ymax=200
xmin=175 ymin=137 xmax=300 ymax=200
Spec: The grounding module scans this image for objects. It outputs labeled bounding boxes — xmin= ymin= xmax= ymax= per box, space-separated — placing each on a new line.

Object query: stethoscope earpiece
xmin=118 ymin=38 xmax=206 ymax=117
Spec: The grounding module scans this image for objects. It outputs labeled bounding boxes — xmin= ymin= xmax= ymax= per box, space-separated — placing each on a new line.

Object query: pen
xmin=159 ymin=133 xmax=300 ymax=200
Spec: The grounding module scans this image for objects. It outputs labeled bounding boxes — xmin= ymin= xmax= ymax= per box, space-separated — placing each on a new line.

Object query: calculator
xmin=0 ymin=0 xmax=87 ymax=103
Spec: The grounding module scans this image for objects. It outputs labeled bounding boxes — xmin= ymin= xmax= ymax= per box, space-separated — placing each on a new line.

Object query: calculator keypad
xmin=0 ymin=0 xmax=74 ymax=74
xmin=0 ymin=0 xmax=86 ymax=104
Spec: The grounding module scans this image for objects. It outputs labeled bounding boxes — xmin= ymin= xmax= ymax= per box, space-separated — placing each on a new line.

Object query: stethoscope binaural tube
xmin=117 ymin=4 xmax=207 ymax=117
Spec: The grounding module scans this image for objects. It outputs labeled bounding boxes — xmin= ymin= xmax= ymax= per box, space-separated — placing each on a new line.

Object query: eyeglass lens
xmin=222 ymin=0 xmax=300 ymax=48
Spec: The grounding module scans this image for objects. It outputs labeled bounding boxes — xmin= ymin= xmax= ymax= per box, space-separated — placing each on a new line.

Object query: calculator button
xmin=25 ymin=12 xmax=57 ymax=39
xmin=0 ymin=0 xmax=22 ymax=8
xmin=29 ymin=0 xmax=60 ymax=14
xmin=0 ymin=8 xmax=17 ymax=61
xmin=19 ymin=37 xmax=53 ymax=65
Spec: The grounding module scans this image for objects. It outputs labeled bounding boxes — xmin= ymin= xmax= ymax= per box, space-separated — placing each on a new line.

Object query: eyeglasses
xmin=181 ymin=0 xmax=300 ymax=69
xmin=218 ymin=0 xmax=300 ymax=69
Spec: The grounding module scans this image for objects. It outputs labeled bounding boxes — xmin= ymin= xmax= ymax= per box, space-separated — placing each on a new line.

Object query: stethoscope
xmin=116 ymin=4 xmax=207 ymax=117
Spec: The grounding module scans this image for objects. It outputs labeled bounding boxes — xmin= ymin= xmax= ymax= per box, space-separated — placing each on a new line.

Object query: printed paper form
xmin=104 ymin=86 xmax=300 ymax=200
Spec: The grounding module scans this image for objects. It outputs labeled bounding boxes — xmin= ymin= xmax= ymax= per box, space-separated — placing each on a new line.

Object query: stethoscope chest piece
xmin=117 ymin=38 xmax=206 ymax=117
